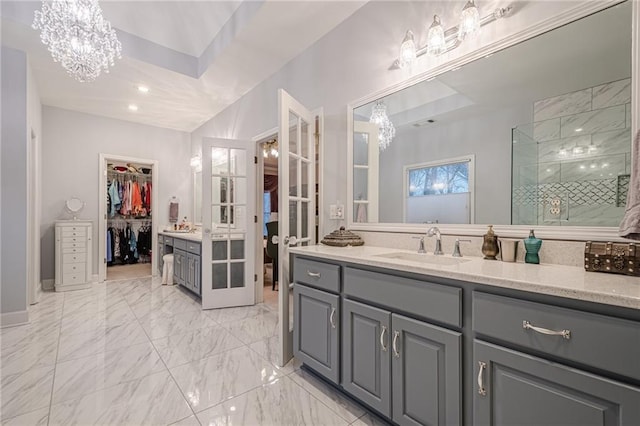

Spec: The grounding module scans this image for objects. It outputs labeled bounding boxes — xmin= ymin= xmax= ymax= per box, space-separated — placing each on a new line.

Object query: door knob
xmin=283 ymin=236 xmax=298 ymax=246
xmin=271 ymin=235 xmax=279 ymax=244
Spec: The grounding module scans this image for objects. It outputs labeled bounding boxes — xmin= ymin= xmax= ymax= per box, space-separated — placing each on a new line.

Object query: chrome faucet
xmin=412 ymin=236 xmax=426 ymax=254
xmin=452 ymin=239 xmax=472 ymax=257
xmin=426 ymin=226 xmax=444 ymax=255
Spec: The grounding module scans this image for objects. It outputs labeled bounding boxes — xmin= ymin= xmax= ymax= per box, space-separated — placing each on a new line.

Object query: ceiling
xmin=1 ymin=0 xmax=366 ymax=132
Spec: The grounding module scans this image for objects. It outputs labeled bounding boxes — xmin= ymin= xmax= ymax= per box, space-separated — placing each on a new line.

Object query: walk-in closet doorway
xmin=98 ymin=154 xmax=159 ymax=282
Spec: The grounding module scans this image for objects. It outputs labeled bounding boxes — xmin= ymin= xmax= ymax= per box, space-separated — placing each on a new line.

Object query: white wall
xmin=41 ymin=107 xmax=192 ymax=280
xmin=190 ymin=0 xmax=589 ymax=236
xmin=1 ymin=46 xmax=28 ymax=323
xmin=379 ymin=105 xmax=531 ymax=223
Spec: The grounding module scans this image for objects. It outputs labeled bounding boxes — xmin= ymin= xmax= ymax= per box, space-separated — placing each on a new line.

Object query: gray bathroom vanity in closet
xmin=290 ymin=245 xmax=640 ymax=426
xmin=158 ymin=232 xmax=201 ymax=296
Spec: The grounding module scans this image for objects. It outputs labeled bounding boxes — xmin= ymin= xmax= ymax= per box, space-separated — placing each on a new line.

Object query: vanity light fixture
xmin=392 ymin=2 xmax=513 ymax=69
xmin=458 ymin=0 xmax=481 ymax=41
xmin=369 ymin=101 xmax=396 ymax=151
xmin=190 ymin=155 xmax=202 ymax=169
xmin=426 ymin=15 xmax=446 ymax=57
xmin=399 ymin=30 xmax=417 ymax=68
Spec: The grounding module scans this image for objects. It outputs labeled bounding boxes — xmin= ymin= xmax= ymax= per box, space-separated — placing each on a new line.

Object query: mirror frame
xmin=347 ymin=0 xmax=639 ymax=242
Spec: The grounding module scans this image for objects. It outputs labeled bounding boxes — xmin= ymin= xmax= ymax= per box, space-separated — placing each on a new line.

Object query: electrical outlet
xmin=330 ymin=204 xmax=344 ymax=219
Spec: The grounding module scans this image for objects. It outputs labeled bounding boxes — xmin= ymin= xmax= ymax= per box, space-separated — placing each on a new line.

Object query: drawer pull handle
xmin=522 ymin=320 xmax=571 ymax=340
xmin=478 ymin=361 xmax=487 ymax=396
xmin=329 ymin=308 xmax=337 ymax=329
xmin=380 ymin=326 xmax=388 ymax=352
xmin=392 ymin=330 xmax=400 ymax=358
xmin=307 ymin=271 xmax=321 ymax=278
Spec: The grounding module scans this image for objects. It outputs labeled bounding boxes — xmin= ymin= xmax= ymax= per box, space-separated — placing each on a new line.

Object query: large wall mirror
xmin=348 ymin=1 xmax=636 ymax=238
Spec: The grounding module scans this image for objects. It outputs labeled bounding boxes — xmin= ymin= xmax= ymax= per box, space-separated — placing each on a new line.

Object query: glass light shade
xmin=458 ymin=0 xmax=480 ymax=41
xmin=190 ymin=156 xmax=202 ymax=169
xmin=426 ymin=15 xmax=446 ymax=56
xmin=572 ymin=145 xmax=585 ymax=155
xmin=369 ymin=101 xmax=396 ymax=151
xmin=32 ymin=0 xmax=121 ymax=83
xmin=558 ymin=147 xmax=568 ymax=157
xmin=399 ymin=30 xmax=417 ymax=68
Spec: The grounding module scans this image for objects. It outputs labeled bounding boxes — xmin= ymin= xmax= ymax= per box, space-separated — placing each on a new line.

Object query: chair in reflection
xmin=266 ymin=221 xmax=278 ymax=291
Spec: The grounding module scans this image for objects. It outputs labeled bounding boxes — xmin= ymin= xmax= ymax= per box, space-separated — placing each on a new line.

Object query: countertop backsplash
xmin=355 ymin=231 xmax=586 ymax=268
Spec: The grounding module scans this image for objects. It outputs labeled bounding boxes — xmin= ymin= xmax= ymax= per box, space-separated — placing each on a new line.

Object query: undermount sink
xmin=374 ymin=252 xmax=472 ymax=265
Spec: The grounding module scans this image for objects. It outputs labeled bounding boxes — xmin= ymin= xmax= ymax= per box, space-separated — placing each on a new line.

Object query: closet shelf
xmin=107 ymin=170 xmax=152 ymax=179
xmin=108 ymin=217 xmax=152 ymax=221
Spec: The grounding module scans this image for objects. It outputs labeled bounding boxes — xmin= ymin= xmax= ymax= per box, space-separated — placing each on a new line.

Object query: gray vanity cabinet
xmin=392 ymin=314 xmax=461 ymax=426
xmin=473 ymin=340 xmax=640 ymax=425
xmin=293 ymin=284 xmax=340 ymax=384
xmin=173 ymin=248 xmax=186 ymax=285
xmin=342 ymin=298 xmax=392 ymax=417
xmin=342 ymin=297 xmax=462 ymax=425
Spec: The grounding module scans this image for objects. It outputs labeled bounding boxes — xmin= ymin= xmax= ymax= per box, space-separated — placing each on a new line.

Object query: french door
xmin=277 ymin=89 xmax=318 ymax=366
xmin=201 ymin=138 xmax=255 ymax=309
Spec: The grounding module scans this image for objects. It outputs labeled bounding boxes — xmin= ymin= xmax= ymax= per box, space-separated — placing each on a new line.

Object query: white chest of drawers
xmin=55 ymin=220 xmax=93 ymax=292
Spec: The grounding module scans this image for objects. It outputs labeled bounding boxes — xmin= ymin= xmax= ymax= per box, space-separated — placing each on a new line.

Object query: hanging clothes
xmin=129 ymin=228 xmax=139 ymax=261
xmin=108 ymin=180 xmax=121 ymax=217
xmin=131 ymin=181 xmax=143 ymax=215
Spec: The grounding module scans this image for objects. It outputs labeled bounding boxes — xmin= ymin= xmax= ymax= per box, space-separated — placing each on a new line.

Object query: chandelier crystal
xmin=458 ymin=0 xmax=481 ymax=41
xmin=426 ymin=15 xmax=446 ymax=57
xmin=369 ymin=101 xmax=396 ymax=151
xmin=399 ymin=30 xmax=417 ymax=68
xmin=33 ymin=0 xmax=122 ymax=83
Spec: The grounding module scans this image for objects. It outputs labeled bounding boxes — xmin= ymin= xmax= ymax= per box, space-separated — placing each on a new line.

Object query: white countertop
xmin=289 ymin=245 xmax=640 ymax=310
xmin=159 ymin=230 xmax=202 ymax=242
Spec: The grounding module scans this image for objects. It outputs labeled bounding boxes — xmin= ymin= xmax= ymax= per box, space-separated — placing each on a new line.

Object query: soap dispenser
xmin=482 ymin=225 xmax=499 ymax=260
xmin=524 ymin=229 xmax=542 ymax=264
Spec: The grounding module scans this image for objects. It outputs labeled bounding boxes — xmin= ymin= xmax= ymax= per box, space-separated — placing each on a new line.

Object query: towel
xmin=619 ymin=130 xmax=640 ymax=239
xmin=356 ymin=203 xmax=367 ymax=223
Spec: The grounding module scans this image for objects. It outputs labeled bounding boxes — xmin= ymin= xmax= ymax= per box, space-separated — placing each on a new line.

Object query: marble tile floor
xmin=1 ymin=276 xmax=381 ymax=425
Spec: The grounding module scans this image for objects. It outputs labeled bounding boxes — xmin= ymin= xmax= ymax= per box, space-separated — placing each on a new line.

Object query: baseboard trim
xmin=1 ymin=310 xmax=29 ymax=328
xmin=42 ymin=279 xmax=54 ymax=291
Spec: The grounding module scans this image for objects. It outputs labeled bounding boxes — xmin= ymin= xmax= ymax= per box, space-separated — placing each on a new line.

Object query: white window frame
xmin=402 ymin=154 xmax=475 ymax=223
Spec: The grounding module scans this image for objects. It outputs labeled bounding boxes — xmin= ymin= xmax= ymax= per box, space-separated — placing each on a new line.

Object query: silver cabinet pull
xmin=392 ymin=330 xmax=400 ymax=358
xmin=478 ymin=361 xmax=487 ymax=396
xmin=307 ymin=271 xmax=321 ymax=278
xmin=523 ymin=320 xmax=571 ymax=340
xmin=380 ymin=326 xmax=388 ymax=352
xmin=329 ymin=308 xmax=337 ymax=329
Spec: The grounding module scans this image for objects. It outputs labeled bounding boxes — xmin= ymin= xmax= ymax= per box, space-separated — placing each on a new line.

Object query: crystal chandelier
xmin=369 ymin=101 xmax=396 ymax=151
xmin=33 ymin=0 xmax=122 ymax=83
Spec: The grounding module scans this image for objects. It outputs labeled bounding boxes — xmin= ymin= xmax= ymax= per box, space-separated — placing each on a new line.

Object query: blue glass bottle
xmin=524 ymin=229 xmax=542 ymax=264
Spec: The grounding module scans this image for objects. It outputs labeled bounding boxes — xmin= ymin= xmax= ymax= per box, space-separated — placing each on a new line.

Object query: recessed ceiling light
xmin=575 ymin=127 xmax=583 ymax=132
xmin=137 ymin=85 xmax=149 ymax=93
xmin=128 ymin=104 xmax=139 ymax=112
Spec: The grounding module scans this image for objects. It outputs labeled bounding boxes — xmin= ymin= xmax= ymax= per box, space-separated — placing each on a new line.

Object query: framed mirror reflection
xmin=348 ymin=0 xmax=635 ymax=236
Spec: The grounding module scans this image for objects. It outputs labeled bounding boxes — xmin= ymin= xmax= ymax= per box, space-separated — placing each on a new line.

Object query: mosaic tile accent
xmin=617 ymin=174 xmax=630 ymax=207
xmin=512 ymin=178 xmax=625 ymax=207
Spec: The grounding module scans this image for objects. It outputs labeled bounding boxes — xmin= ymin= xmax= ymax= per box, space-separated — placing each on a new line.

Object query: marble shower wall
xmin=512 ymin=78 xmax=632 ymax=226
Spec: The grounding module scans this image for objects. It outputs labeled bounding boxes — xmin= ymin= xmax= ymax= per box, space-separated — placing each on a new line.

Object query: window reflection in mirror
xmin=352 ymin=1 xmax=632 ymax=227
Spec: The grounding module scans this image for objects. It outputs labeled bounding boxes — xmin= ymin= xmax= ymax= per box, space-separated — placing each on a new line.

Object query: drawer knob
xmin=478 ymin=361 xmax=487 ymax=396
xmin=522 ymin=320 xmax=571 ymax=340
xmin=307 ymin=271 xmax=321 ymax=278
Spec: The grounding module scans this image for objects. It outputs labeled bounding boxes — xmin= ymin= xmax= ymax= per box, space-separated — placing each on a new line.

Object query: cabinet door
xmin=158 ymin=242 xmax=164 ymax=274
xmin=192 ymin=255 xmax=201 ymax=295
xmin=342 ymin=298 xmax=391 ymax=417
xmin=391 ymin=314 xmax=461 ymax=426
xmin=173 ymin=250 xmax=181 ymax=284
xmin=293 ymin=284 xmax=340 ymax=384
xmin=186 ymin=255 xmax=194 ymax=291
xmin=474 ymin=340 xmax=640 ymax=426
